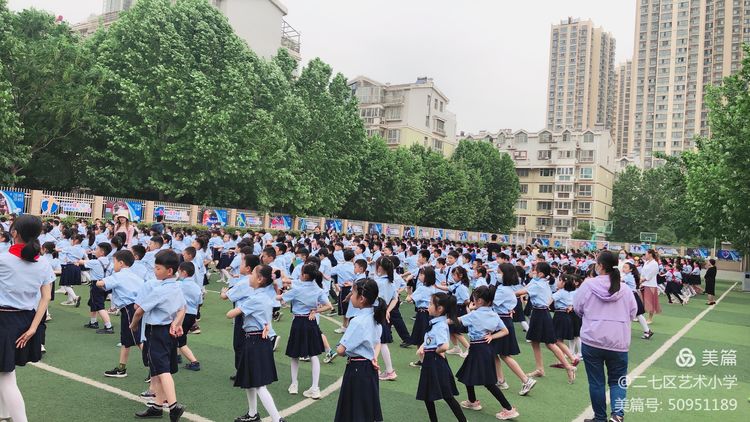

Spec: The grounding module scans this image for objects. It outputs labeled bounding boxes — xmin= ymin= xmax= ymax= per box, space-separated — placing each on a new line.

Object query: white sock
xmin=567 ymin=339 xmax=574 ymax=351
xmin=245 ymin=388 xmax=257 ymax=415
xmin=637 ymin=315 xmax=650 ymax=333
xmin=290 ymin=358 xmax=299 ymax=385
xmin=63 ymin=286 xmax=76 ymax=300
xmin=521 ymin=321 xmax=529 ymax=331
xmin=0 ymin=371 xmax=27 ymax=422
xmin=257 ymin=386 xmax=281 ymax=422
xmin=381 ymin=344 xmax=393 ymax=373
xmin=311 ymin=356 xmax=321 ymax=389
xmin=575 ymin=337 xmax=582 ymax=356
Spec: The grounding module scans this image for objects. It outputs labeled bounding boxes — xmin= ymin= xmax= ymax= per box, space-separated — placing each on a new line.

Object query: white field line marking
xmin=29 ymin=361 xmax=214 ymax=422
xmin=572 ymin=282 xmax=738 ymax=422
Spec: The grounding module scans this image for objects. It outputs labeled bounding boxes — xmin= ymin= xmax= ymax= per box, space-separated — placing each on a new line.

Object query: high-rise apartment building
xmin=626 ymin=0 xmax=750 ymax=168
xmin=613 ymin=60 xmax=633 ymax=158
xmin=546 ymin=18 xmax=617 ymax=132
xmin=102 ymin=0 xmax=134 ymax=14
xmin=463 ymin=128 xmax=616 ymax=240
xmin=348 ymin=76 xmax=458 ymax=157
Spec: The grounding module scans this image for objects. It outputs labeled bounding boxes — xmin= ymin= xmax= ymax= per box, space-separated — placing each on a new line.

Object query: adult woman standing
xmin=0 ymin=215 xmax=53 ymax=422
xmin=639 ymin=249 xmax=661 ymax=324
xmin=704 ymin=259 xmax=717 ymax=305
xmin=574 ymin=251 xmax=637 ymax=422
xmin=114 ymin=210 xmax=135 ymax=247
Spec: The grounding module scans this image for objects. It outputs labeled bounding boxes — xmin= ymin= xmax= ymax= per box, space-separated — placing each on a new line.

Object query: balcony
xmin=281 ymin=20 xmax=301 ymax=59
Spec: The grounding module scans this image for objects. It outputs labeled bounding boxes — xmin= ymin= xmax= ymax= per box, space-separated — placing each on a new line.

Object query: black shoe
xmin=399 ymin=341 xmax=412 ymax=348
xmin=230 ymin=375 xmax=236 ymax=381
xmin=609 ymin=416 xmax=624 ymax=422
xmin=184 ymin=361 xmax=201 ymax=371
xmin=75 ymin=296 xmax=82 ymax=308
xmin=139 ymin=390 xmax=156 ymax=398
xmin=641 ymin=330 xmax=654 ymax=340
xmin=144 ymin=374 xmax=151 ymax=383
xmin=169 ymin=403 xmax=186 ymax=422
xmin=234 ymin=413 xmax=260 ymax=422
xmin=84 ymin=321 xmax=99 ymax=329
xmin=104 ymin=367 xmax=127 ymax=378
xmin=96 ymin=327 xmax=115 ymax=334
xmin=135 ymin=406 xmax=163 ymax=418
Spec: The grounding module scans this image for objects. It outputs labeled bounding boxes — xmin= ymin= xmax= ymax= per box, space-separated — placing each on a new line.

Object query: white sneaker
xmin=288 ymin=383 xmax=298 ymax=395
xmin=60 ymin=300 xmax=75 ymax=306
xmin=302 ymin=387 xmax=321 ymax=399
xmin=519 ymin=377 xmax=537 ymax=396
xmin=334 ymin=327 xmax=346 ymax=334
xmin=55 ymin=288 xmax=65 ymax=294
xmin=497 ymin=379 xmax=510 ymax=390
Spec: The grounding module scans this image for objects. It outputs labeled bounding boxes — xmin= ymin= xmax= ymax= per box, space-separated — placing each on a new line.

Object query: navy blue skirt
xmin=286 ymin=316 xmax=324 ymax=358
xmin=235 ymin=332 xmax=278 ymax=388
xmin=119 ymin=303 xmax=141 ymax=348
xmin=571 ymin=312 xmax=582 ymax=338
xmin=450 ymin=304 xmax=468 ymax=334
xmin=523 ymin=297 xmax=533 ymax=318
xmin=60 ymin=264 xmax=81 ymax=286
xmin=176 ymin=314 xmax=197 ymax=348
xmin=141 ymin=340 xmax=149 ymax=367
xmin=380 ymin=320 xmax=393 ymax=344
xmin=552 ymin=311 xmax=574 ymax=341
xmin=416 ymin=351 xmax=459 ymax=401
xmin=456 ymin=341 xmax=497 ymax=386
xmin=526 ymin=308 xmax=556 ymax=344
xmin=338 ymin=286 xmax=351 ymax=316
xmin=211 ymin=248 xmax=221 ymax=262
xmin=408 ymin=308 xmax=430 ymax=346
xmin=512 ymin=298 xmax=526 ymax=322
xmin=0 ymin=310 xmax=45 ymax=372
xmin=334 ymin=359 xmax=382 ymax=422
xmin=494 ymin=315 xmax=520 ymax=356
xmin=233 ymin=313 xmax=244 ymax=370
xmin=633 ymin=291 xmax=645 ymax=316
xmin=145 ymin=324 xmax=178 ymax=377
xmin=217 ymin=253 xmax=233 ymax=270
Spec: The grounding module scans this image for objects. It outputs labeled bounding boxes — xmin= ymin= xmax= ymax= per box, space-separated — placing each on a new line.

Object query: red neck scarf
xmin=9 ymin=243 xmax=39 ymax=261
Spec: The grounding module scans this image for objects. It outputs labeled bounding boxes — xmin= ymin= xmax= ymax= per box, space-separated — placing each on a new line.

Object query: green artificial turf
xmin=16 ymin=278 xmax=749 ymax=421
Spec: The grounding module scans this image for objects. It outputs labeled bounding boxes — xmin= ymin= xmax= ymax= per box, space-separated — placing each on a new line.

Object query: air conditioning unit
xmin=539 ymin=226 xmax=547 ymax=231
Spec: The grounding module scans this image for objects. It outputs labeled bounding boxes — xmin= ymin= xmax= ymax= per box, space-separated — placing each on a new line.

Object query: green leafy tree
xmin=0 ymin=76 xmax=24 ymax=185
xmin=684 ymin=44 xmax=750 ymax=257
xmin=572 ymin=221 xmax=594 ymax=240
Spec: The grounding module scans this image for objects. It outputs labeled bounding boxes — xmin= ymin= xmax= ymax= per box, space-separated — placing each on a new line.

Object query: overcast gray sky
xmin=8 ymin=0 xmax=635 ymax=133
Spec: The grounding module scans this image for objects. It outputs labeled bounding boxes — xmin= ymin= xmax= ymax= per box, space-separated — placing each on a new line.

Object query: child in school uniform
xmin=374 ymin=257 xmax=399 ymax=382
xmin=59 ymin=233 xmax=85 ymax=306
xmin=515 ymin=262 xmax=577 ymax=383
xmin=280 ymin=263 xmax=332 ymax=399
xmin=78 ymin=242 xmax=114 ymax=333
xmin=492 ymin=263 xmax=537 ymax=395
xmin=333 ymin=278 xmax=384 ymax=422
xmin=130 ymin=245 xmax=149 ymax=280
xmin=130 ymin=250 xmax=187 ymax=420
xmin=622 ymin=263 xmax=654 ymax=340
xmin=228 ymin=265 xmax=286 ymax=422
xmin=40 ymin=242 xmax=61 ymax=318
xmin=217 ymin=234 xmax=235 ymax=282
xmin=208 ymin=230 xmax=223 ymax=267
xmin=446 ymin=267 xmax=471 ymax=357
xmin=385 ymin=256 xmax=412 ymax=349
xmin=177 ymin=262 xmax=202 ymax=371
xmin=221 ymin=253 xmax=260 ymax=379
xmin=549 ymin=275 xmax=579 ymax=369
xmin=330 ymin=249 xmax=356 ymax=333
xmin=406 ymin=266 xmax=440 ymax=365
xmin=415 ymin=292 xmax=467 ymax=422
xmin=99 ymin=249 xmax=145 ymax=378
xmin=456 ymin=286 xmax=519 ymax=420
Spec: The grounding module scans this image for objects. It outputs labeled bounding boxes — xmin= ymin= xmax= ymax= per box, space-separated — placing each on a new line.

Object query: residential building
xmin=72 ymin=0 xmax=300 ymax=61
xmin=465 ymin=128 xmax=616 ymax=240
xmin=626 ymin=0 xmax=750 ymax=168
xmin=348 ymin=76 xmax=458 ymax=156
xmin=613 ymin=60 xmax=633 ymax=158
xmin=546 ymin=18 xmax=617 ymax=132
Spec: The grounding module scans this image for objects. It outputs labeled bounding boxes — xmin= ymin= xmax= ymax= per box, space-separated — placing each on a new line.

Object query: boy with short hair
xmin=99 ymin=250 xmax=145 ymax=378
xmin=130 ymin=250 xmax=187 ymax=421
xmin=176 ymin=262 xmax=201 ymax=371
xmin=78 ymin=242 xmax=114 ymax=333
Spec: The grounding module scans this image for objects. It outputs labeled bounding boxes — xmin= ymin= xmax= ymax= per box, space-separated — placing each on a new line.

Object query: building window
xmin=577 ymin=219 xmax=591 ymax=230
xmin=386 ymin=129 xmax=400 ymax=144
xmin=539 ymin=131 xmax=552 ymax=143
xmin=432 ymin=139 xmax=444 ymax=151
xmin=516 ymin=200 xmax=528 ymax=210
xmin=536 ymin=217 xmax=551 ymax=227
xmin=555 ymin=184 xmax=573 ymax=193
xmin=562 ymin=131 xmax=570 ymax=142
xmin=515 ymin=132 xmax=528 ymax=143
xmin=513 ymin=151 xmax=528 ymax=160
xmin=583 ymin=131 xmax=595 ymax=142
xmin=577 ymin=202 xmax=592 ymax=214
xmin=537 ymin=201 xmax=553 ymax=211
xmin=579 ymin=167 xmax=593 ymax=179
xmin=516 ymin=168 xmax=529 ymax=177
xmin=517 ymin=216 xmax=527 ymax=226
xmin=520 ymin=184 xmax=529 ymax=194
xmin=434 ymin=118 xmax=446 ymax=134
xmin=539 ymin=184 xmax=553 ymax=193
xmin=577 ymin=184 xmax=593 ymax=197
xmin=425 ymin=115 xmax=430 ymax=127
xmin=434 ymin=98 xmax=438 ymax=110
xmin=384 ymin=107 xmax=402 ymax=120
xmin=537 ymin=150 xmax=552 ymax=160
xmin=427 ymin=94 xmax=431 ymax=107
xmin=539 ymin=168 xmax=555 ymax=177
xmin=579 ymin=150 xmax=595 ymax=162
xmin=439 ymin=101 xmax=444 ymax=112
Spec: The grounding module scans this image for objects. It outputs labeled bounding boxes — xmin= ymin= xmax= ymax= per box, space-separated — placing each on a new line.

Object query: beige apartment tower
xmin=626 ymin=0 xmax=750 ymax=168
xmin=546 ymin=18 xmax=617 ymax=132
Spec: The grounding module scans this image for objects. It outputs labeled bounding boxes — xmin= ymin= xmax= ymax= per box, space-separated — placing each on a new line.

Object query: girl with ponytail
xmin=446 ymin=266 xmax=470 ymax=357
xmin=0 ymin=215 xmax=52 ymax=422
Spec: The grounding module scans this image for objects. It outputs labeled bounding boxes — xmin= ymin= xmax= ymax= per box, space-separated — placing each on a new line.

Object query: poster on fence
xmin=554 ymin=240 xmax=565 ymax=248
xmin=534 ymin=238 xmax=550 ymax=247
xmin=236 ymin=212 xmax=263 ymax=228
xmin=299 ymin=218 xmax=321 ymax=231
xmin=269 ymin=215 xmax=292 ymax=231
xmin=155 ymin=206 xmax=190 ymax=223
xmin=458 ymin=231 xmax=468 ymax=241
xmin=368 ymin=223 xmax=383 ymax=235
xmin=479 ymin=233 xmax=489 ymax=242
xmin=200 ymin=208 xmax=227 ymax=227
xmin=629 ymin=244 xmax=648 ymax=254
xmin=608 ymin=243 xmax=624 ymax=252
xmin=432 ymin=228 xmax=443 ymax=239
xmin=417 ymin=227 xmax=430 ymax=239
xmin=104 ymin=200 xmax=142 ymax=222
xmin=498 ymin=235 xmax=510 ymax=244
xmin=403 ymin=226 xmax=415 ymax=238
xmin=348 ymin=221 xmax=364 ymax=234
xmin=686 ymin=247 xmax=710 ymax=259
xmin=0 ymin=191 xmax=25 ymax=215
xmin=42 ymin=196 xmax=92 ymax=215
xmin=571 ymin=240 xmax=608 ymax=251
xmin=40 ymin=196 xmax=59 ymax=215
xmin=325 ymin=219 xmax=342 ymax=232
xmin=469 ymin=232 xmax=478 ymax=242
xmin=384 ymin=224 xmax=401 ymax=237
xmin=656 ymin=245 xmax=680 ymax=256
xmin=717 ymin=250 xmax=742 ymax=261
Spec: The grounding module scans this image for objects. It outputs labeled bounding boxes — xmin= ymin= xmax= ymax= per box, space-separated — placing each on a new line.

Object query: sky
xmin=8 ymin=0 xmax=636 ymax=134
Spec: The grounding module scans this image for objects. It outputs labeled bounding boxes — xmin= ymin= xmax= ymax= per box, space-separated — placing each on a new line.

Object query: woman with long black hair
xmin=0 ymin=215 xmax=53 ymax=422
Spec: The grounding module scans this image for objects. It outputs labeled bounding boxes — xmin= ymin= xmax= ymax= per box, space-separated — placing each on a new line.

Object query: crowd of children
xmin=0 ymin=215 xmax=719 ymax=422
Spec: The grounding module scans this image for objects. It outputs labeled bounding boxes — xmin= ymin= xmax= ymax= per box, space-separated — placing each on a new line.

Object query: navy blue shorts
xmin=145 ymin=324 xmax=178 ymax=377
xmin=176 ymin=314 xmax=196 ymax=348
xmin=88 ymin=285 xmax=107 ymax=312
xmin=120 ymin=304 xmax=141 ymax=348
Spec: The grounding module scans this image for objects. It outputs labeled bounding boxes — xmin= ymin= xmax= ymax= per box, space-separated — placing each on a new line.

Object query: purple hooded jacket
xmin=574 ymin=275 xmax=637 ymax=352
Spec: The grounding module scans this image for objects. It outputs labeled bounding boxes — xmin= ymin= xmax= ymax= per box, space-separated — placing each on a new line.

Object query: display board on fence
xmin=469 ymin=232 xmax=478 ymax=242
xmin=718 ymin=250 xmax=742 ymax=261
xmin=41 ymin=195 xmax=92 ymax=215
xmin=384 ymin=224 xmax=401 ymax=237
xmin=236 ymin=212 xmax=263 ymax=228
xmin=403 ymin=226 xmax=415 ymax=238
xmin=656 ymin=245 xmax=680 ymax=256
xmin=570 ymin=240 xmax=609 ymax=251
xmin=104 ymin=200 xmax=142 ymax=222
xmin=629 ymin=243 xmax=648 ymax=254
xmin=348 ymin=221 xmax=365 ymax=234
xmin=368 ymin=223 xmax=383 ymax=235
xmin=200 ymin=208 xmax=227 ymax=227
xmin=444 ymin=230 xmax=454 ymax=240
xmin=269 ymin=215 xmax=292 ymax=231
xmin=686 ymin=247 xmax=710 ymax=259
xmin=417 ymin=227 xmax=430 ymax=239
xmin=154 ymin=206 xmax=190 ymax=223
xmin=298 ymin=217 xmax=321 ymax=232
xmin=325 ymin=219 xmax=342 ymax=232
xmin=498 ymin=235 xmax=511 ymax=244
xmin=479 ymin=233 xmax=489 ymax=242
xmin=432 ymin=228 xmax=444 ymax=239
xmin=608 ymin=243 xmax=624 ymax=252
xmin=0 ymin=191 xmax=25 ymax=215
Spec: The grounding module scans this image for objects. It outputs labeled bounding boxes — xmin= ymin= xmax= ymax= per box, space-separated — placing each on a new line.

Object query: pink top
xmin=114 ymin=224 xmax=135 ymax=246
